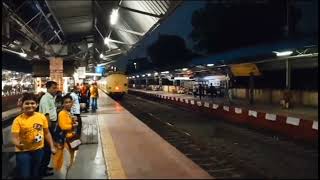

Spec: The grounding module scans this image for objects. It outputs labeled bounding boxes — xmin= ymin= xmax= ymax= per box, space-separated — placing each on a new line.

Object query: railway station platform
xmin=128 ymin=88 xmax=318 ymax=143
xmin=2 ymin=90 xmax=212 ymax=179
xmin=96 ymin=90 xmax=211 ymax=179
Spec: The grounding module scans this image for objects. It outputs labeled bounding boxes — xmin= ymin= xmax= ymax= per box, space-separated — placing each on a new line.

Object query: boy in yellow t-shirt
xmin=11 ymin=93 xmax=56 ymax=179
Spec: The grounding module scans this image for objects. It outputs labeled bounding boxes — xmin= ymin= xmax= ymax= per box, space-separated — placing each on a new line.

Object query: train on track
xmin=98 ymin=72 xmax=128 ymax=98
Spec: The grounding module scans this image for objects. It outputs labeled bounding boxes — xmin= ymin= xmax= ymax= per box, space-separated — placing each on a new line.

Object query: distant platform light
xmin=136 ymin=75 xmax=140 ymax=78
xmin=110 ymin=8 xmax=119 ymax=25
xmin=182 ymin=68 xmax=188 ymax=71
xmin=100 ymin=54 xmax=104 ymax=58
xmin=161 ymin=71 xmax=169 ymax=74
xmin=207 ymin=64 xmax=214 ymax=67
xmin=147 ymin=73 xmax=151 ymax=77
xmin=142 ymin=74 xmax=146 ymax=77
xmin=154 ymin=72 xmax=159 ymax=76
xmin=273 ymin=51 xmax=293 ymax=57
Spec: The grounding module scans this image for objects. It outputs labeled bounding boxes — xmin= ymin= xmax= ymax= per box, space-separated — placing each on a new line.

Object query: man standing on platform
xmin=39 ymin=81 xmax=58 ymax=177
xmin=198 ymin=84 xmax=204 ymax=100
xmin=90 ymin=82 xmax=99 ymax=113
xmin=80 ymin=83 xmax=89 ymax=113
xmin=70 ymin=86 xmax=82 ymax=137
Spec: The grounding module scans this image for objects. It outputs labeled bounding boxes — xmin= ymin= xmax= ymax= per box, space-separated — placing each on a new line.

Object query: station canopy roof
xmin=2 ymin=0 xmax=182 ymax=71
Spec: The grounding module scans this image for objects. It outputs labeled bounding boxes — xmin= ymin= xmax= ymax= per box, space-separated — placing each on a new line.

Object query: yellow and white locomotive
xmin=98 ymin=72 xmax=128 ymax=98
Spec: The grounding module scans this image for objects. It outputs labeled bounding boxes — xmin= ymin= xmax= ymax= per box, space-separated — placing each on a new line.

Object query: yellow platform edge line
xmin=97 ymin=112 xmax=127 ymax=179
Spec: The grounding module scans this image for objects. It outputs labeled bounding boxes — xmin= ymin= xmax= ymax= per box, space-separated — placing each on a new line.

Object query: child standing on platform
xmin=11 ymin=93 xmax=56 ymax=179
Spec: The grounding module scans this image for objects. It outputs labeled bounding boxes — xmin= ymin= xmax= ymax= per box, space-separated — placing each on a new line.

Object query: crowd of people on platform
xmin=11 ymin=81 xmax=99 ymax=179
xmin=193 ymin=83 xmax=219 ymax=100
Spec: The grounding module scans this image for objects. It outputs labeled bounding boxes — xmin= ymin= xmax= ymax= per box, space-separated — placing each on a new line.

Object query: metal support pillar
xmin=249 ymin=73 xmax=254 ymax=105
xmin=286 ymin=59 xmax=291 ymax=90
xmin=146 ymin=78 xmax=149 ymax=89
xmin=23 ymin=12 xmax=41 ymax=27
xmin=159 ymin=77 xmax=162 ymax=87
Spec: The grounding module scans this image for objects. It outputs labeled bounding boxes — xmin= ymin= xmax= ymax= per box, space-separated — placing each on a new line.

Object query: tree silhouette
xmin=189 ymin=1 xmax=302 ymax=54
xmin=147 ymin=34 xmax=196 ymax=70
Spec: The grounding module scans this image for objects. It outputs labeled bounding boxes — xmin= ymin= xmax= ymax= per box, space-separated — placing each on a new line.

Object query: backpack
xmin=53 ymin=120 xmax=66 ymax=145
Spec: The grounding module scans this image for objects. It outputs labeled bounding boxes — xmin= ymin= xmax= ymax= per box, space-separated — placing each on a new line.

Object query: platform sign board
xmin=77 ymin=67 xmax=86 ymax=79
xmin=230 ymin=63 xmax=261 ymax=76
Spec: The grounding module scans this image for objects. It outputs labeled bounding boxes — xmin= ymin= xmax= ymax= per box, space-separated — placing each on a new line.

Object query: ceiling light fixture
xmin=273 ymin=50 xmax=293 ymax=57
xmin=110 ymin=8 xmax=119 ymax=25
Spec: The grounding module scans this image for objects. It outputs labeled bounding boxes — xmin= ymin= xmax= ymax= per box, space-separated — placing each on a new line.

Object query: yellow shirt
xmin=58 ymin=110 xmax=75 ymax=139
xmin=90 ymin=86 xmax=98 ymax=98
xmin=11 ymin=112 xmax=48 ymax=152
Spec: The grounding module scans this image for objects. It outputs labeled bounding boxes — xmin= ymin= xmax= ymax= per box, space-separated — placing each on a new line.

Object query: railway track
xmin=119 ymin=100 xmax=266 ymax=179
xmin=115 ymin=93 xmax=318 ymax=179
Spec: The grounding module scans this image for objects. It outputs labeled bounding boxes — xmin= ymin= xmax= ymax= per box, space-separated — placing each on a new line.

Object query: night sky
xmin=115 ymin=0 xmax=318 ymax=71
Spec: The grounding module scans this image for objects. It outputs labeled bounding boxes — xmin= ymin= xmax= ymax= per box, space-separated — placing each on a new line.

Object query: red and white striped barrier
xmin=128 ymin=89 xmax=318 ymax=143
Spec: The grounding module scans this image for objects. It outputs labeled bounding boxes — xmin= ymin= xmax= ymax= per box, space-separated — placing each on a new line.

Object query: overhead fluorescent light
xmin=13 ymin=40 xmax=21 ymax=45
xmin=85 ymin=73 xmax=102 ymax=76
xmin=147 ymin=73 xmax=151 ymax=77
xmin=142 ymin=74 xmax=146 ymax=77
xmin=154 ymin=72 xmax=159 ymax=76
xmin=174 ymin=77 xmax=192 ymax=80
xmin=182 ymin=68 xmax=188 ymax=71
xmin=161 ymin=71 xmax=169 ymax=74
xmin=19 ymin=53 xmax=27 ymax=57
xmin=203 ymin=75 xmax=227 ymax=80
xmin=110 ymin=8 xmax=119 ymax=25
xmin=273 ymin=51 xmax=293 ymax=57
xmin=33 ymin=55 xmax=40 ymax=59
xmin=207 ymin=64 xmax=214 ymax=67
xmin=136 ymin=75 xmax=140 ymax=78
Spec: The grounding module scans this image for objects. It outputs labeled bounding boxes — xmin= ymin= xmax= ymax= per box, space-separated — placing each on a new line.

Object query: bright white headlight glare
xmin=207 ymin=64 xmax=214 ymax=67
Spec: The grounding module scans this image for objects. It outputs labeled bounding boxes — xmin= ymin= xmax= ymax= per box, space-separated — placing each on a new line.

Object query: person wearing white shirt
xmin=38 ymin=81 xmax=58 ymax=176
xmin=70 ymin=86 xmax=82 ymax=138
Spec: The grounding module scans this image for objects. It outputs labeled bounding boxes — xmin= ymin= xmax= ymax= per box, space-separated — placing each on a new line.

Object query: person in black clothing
xmin=198 ymin=84 xmax=204 ymax=100
xmin=55 ymin=91 xmax=63 ymax=113
xmin=209 ymin=83 xmax=216 ymax=100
